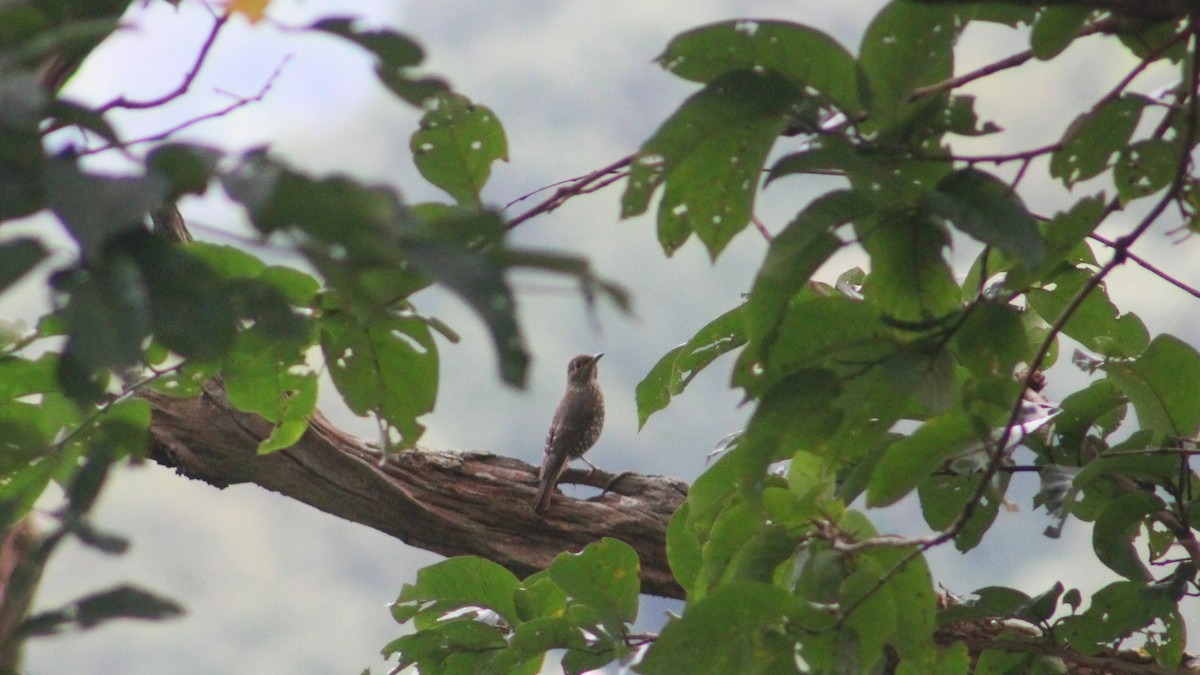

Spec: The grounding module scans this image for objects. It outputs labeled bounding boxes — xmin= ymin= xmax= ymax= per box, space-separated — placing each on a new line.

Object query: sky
xmin=7 ymin=0 xmax=1200 ymax=673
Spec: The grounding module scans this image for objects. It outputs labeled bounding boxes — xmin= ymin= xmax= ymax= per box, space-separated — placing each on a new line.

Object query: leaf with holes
xmin=1050 ymin=95 xmax=1148 ymax=187
xmin=1104 ymin=334 xmax=1200 ymax=442
xmin=411 ymin=93 xmax=508 ymax=206
xmin=636 ymin=304 xmax=746 ymax=428
xmin=320 ymin=303 xmax=438 ymax=447
xmin=621 ymin=70 xmax=799 ymax=258
xmin=658 ymin=19 xmax=860 ymax=116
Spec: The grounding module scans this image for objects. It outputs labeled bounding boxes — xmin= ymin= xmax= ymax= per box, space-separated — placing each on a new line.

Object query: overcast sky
xmin=11 ymin=1 xmax=1200 ymax=673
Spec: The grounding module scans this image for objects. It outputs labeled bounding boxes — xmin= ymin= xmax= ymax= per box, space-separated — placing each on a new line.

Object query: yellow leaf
xmin=224 ymin=0 xmax=271 ymax=23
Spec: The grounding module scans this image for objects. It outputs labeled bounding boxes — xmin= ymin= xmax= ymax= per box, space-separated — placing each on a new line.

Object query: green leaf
xmin=658 ymin=19 xmax=860 ymax=115
xmin=0 ymin=238 xmax=46 ymax=294
xmin=744 ymin=295 xmax=887 ymax=397
xmin=45 ymin=99 xmax=120 ymax=147
xmin=743 ymin=189 xmax=869 ymax=357
xmin=840 ymin=561 xmax=897 ymax=672
xmin=392 ymin=556 xmax=520 ymax=627
xmin=1030 ymin=7 xmax=1093 ymax=59
xmin=1113 ymin=138 xmax=1178 ymax=204
xmin=857 ymin=2 xmax=957 ymax=130
xmin=883 ymin=342 xmax=956 ymax=415
xmin=868 ymin=411 xmax=980 ymax=507
xmin=223 ymin=324 xmax=317 ymax=431
xmin=1053 ymin=378 xmax=1124 ymax=453
xmin=411 ymin=92 xmax=508 ymax=206
xmin=636 ymin=304 xmax=746 ymax=428
xmin=1093 ymin=492 xmax=1158 ymax=581
xmin=128 ymin=233 xmax=243 ymax=361
xmin=20 ymin=584 xmax=183 ymax=636
xmin=621 ymin=70 xmax=798 ymax=257
xmin=311 ymin=17 xmax=448 ymax=106
xmin=859 ymin=211 xmax=960 ymax=324
xmin=512 ymin=578 xmax=568 ymax=623
xmin=44 ymin=158 xmax=164 ymax=260
xmin=926 ymin=168 xmax=1044 ymax=267
xmin=257 ymin=419 xmax=310 ymax=455
xmin=320 ymin=304 xmax=438 ymax=447
xmin=1050 ymin=95 xmax=1147 ymax=186
xmin=54 ymin=253 xmax=150 ymax=374
xmin=1057 ymin=581 xmax=1177 ymax=650
xmin=938 ymin=586 xmax=1030 ymax=625
xmin=146 ymin=142 xmax=221 ymax=199
xmin=1104 ymin=334 xmax=1200 ymax=441
xmin=547 ymin=538 xmax=640 ymax=625
xmin=381 ymin=620 xmax=506 ymax=674
xmin=1027 ymin=267 xmax=1149 ymax=357
xmin=939 ymin=95 xmax=1002 ymax=137
xmin=666 ymin=502 xmax=702 ymax=595
xmin=638 ymin=581 xmax=797 ymax=675
xmin=950 ymin=302 xmax=1027 ymax=378
xmin=404 ymin=238 xmax=529 ymax=387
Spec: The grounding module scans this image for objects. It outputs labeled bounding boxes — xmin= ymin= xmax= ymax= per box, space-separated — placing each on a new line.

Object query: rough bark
xmin=143 ymin=381 xmax=688 ymax=598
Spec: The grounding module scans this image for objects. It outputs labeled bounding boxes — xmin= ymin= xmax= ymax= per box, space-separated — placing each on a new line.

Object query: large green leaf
xmin=858 ymin=1 xmax=957 ymax=130
xmin=636 ymin=304 xmax=746 ymax=428
xmin=44 ymin=159 xmax=164 ymax=261
xmin=743 ymin=189 xmax=869 ymax=358
xmin=1114 ymin=138 xmax=1178 ymax=204
xmin=146 ymin=143 xmax=221 ymax=200
xmin=320 ymin=301 xmax=438 ymax=447
xmin=621 ymin=70 xmax=798 ymax=257
xmin=1104 ymin=334 xmax=1200 ymax=441
xmin=868 ymin=411 xmax=980 ymax=507
xmin=223 ymin=324 xmax=317 ymax=447
xmin=859 ymin=211 xmax=960 ymax=324
xmin=1092 ymin=491 xmax=1158 ymax=581
xmin=638 ymin=581 xmax=798 ymax=675
xmin=1050 ymin=95 xmax=1148 ymax=186
xmin=410 ymin=92 xmax=508 ymax=206
xmin=1030 ymin=6 xmax=1093 ymax=60
xmin=950 ymin=302 xmax=1028 ymax=379
xmin=1027 ymin=267 xmax=1149 ymax=357
xmin=925 ymin=168 xmax=1044 ymax=267
xmin=392 ymin=556 xmax=521 ymax=627
xmin=658 ymin=19 xmax=860 ymax=115
xmin=547 ymin=538 xmax=640 ymax=625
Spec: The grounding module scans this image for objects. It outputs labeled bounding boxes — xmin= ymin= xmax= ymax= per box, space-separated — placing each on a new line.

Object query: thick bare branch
xmin=143 ymin=382 xmax=687 ymax=598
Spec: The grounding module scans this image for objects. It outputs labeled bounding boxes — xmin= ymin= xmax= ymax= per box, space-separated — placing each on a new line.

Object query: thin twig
xmin=1089 ymin=233 xmax=1200 ymax=300
xmin=505 ymin=155 xmax=634 ymax=229
xmin=80 ymin=55 xmax=291 ymax=155
xmin=97 ymin=14 xmax=230 ymax=113
xmin=751 ymin=215 xmax=772 ymax=242
xmin=911 ymin=49 xmax=1035 ymax=100
xmin=909 ymin=17 xmax=1118 ymax=102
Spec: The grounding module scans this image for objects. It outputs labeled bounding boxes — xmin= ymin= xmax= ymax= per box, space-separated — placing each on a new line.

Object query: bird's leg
xmin=579 ymin=456 xmax=600 ymax=477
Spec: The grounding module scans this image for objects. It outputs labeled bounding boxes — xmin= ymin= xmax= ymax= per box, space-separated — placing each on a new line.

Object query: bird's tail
xmin=533 ymin=454 xmax=566 ymax=513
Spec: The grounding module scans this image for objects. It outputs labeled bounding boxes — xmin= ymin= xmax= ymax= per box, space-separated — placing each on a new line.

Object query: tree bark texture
xmin=143 ymin=382 xmax=688 ymax=598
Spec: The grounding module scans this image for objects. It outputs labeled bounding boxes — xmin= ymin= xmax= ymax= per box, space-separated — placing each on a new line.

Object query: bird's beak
xmin=593 ymin=352 xmax=605 ymax=361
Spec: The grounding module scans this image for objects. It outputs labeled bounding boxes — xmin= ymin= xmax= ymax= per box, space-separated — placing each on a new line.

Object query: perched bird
xmin=533 ymin=353 xmax=606 ymax=513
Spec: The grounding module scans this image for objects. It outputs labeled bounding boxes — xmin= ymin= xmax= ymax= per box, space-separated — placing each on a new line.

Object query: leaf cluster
xmin=403 ymin=3 xmax=1200 ymax=673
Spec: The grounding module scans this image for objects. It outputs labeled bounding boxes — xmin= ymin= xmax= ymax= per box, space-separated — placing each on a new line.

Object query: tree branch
xmin=143 ymin=381 xmax=687 ymax=598
xmin=97 ymin=13 xmax=229 ymax=113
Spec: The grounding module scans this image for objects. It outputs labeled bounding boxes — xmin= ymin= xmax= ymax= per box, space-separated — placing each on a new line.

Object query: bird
xmin=533 ymin=352 xmax=605 ymax=513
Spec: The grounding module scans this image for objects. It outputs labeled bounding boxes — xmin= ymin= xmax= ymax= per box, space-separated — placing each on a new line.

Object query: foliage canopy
xmin=2 ymin=0 xmax=1200 ymax=673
